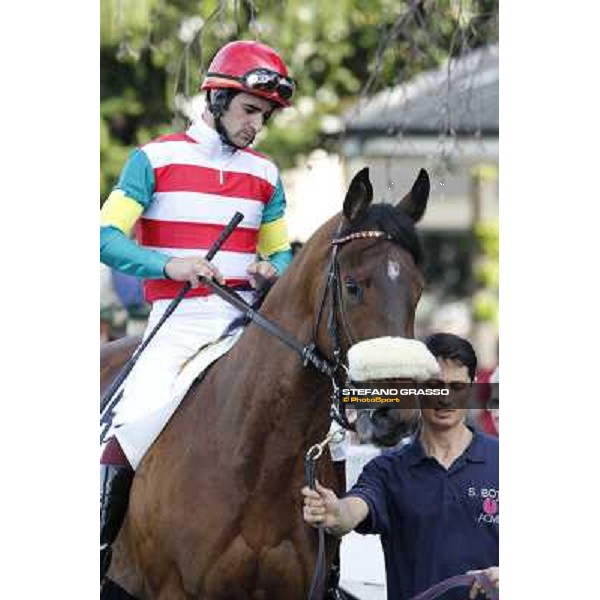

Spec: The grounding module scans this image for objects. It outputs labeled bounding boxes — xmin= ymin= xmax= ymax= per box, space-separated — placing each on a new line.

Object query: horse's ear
xmin=343 ymin=167 xmax=373 ymax=221
xmin=396 ymin=168 xmax=430 ymax=223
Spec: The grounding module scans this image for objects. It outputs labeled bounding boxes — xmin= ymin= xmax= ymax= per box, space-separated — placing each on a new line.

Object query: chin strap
xmin=207 ymin=89 xmax=245 ymax=150
xmin=214 ymin=116 xmax=244 ymax=150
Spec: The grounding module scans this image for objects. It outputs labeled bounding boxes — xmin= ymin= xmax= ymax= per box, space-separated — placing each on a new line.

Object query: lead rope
xmin=304 ymin=431 xmax=345 ymax=600
xmin=408 ymin=572 xmax=498 ymax=600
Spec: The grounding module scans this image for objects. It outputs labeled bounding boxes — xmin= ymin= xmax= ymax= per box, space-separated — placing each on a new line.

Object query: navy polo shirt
xmin=346 ymin=429 xmax=498 ymax=599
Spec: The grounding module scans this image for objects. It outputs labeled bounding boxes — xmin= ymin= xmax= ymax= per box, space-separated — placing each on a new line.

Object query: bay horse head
xmin=307 ymin=166 xmax=434 ymax=447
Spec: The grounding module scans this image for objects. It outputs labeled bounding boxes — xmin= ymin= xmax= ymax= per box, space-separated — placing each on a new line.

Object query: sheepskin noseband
xmin=347 ymin=337 xmax=440 ymax=382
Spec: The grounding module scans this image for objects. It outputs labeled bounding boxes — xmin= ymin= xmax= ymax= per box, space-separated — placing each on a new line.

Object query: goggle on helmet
xmin=201 ymin=41 xmax=295 ymax=108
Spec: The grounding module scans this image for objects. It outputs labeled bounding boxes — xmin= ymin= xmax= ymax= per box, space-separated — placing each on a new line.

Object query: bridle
xmin=309 ymin=222 xmax=394 ymax=432
xmin=304 ymin=221 xmax=398 ymax=600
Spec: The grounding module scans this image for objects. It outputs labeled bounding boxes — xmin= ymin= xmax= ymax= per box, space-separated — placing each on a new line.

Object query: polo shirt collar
xmin=406 ymin=426 xmax=487 ymax=467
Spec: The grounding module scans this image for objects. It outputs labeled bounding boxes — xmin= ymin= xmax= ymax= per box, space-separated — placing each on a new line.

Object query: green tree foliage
xmin=100 ymin=0 xmax=498 ymax=201
xmin=473 ymin=219 xmax=499 ymax=324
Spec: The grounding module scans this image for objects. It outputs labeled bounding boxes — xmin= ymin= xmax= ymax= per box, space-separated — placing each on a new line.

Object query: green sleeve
xmin=261 ymin=176 xmax=287 ymax=223
xmin=115 ymin=148 xmax=155 ymax=207
xmin=268 ymin=248 xmax=293 ymax=275
xmin=100 ymin=148 xmax=169 ymax=278
xmin=262 ymin=177 xmax=292 ymax=274
xmin=100 ymin=226 xmax=169 ymax=279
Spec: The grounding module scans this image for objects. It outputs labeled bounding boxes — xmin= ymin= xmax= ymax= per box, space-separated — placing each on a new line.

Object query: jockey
xmin=99 ymin=41 xmax=295 ymax=579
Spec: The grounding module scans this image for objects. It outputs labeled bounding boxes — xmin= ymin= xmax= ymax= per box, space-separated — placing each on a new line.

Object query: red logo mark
xmin=482 ymin=498 xmax=498 ymax=515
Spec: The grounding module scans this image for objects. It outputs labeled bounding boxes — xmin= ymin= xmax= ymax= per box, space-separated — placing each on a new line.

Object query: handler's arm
xmin=302 ymin=481 xmax=369 ymax=537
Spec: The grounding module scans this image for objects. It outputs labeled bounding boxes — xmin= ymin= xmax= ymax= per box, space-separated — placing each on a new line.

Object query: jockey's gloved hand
xmin=164 ymin=256 xmax=225 ymax=287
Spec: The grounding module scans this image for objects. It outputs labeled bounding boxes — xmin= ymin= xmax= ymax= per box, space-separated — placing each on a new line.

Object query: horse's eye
xmin=345 ymin=277 xmax=363 ymax=301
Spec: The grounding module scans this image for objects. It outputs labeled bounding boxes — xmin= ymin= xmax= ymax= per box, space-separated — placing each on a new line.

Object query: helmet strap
xmin=215 ymin=118 xmax=243 ymax=149
xmin=206 ymin=90 xmax=244 ymax=150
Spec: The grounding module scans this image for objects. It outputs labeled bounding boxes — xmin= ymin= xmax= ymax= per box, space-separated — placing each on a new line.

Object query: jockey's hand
xmin=164 ymin=256 xmax=225 ymax=288
xmin=246 ymin=261 xmax=277 ymax=290
xmin=302 ymin=480 xmax=341 ymax=530
xmin=467 ymin=566 xmax=499 ymax=599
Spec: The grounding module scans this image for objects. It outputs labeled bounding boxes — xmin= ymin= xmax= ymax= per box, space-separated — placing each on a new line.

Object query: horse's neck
xmin=231 ymin=295 xmax=333 ymax=440
xmin=212 ymin=234 xmax=336 ymax=464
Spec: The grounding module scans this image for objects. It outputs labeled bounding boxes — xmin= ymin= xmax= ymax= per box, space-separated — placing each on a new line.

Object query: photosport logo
xmin=341 ymin=386 xmax=450 ymax=405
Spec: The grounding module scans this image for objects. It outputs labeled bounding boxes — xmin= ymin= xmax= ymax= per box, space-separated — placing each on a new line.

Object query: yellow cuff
xmin=258 ymin=217 xmax=291 ymax=256
xmin=100 ymin=190 xmax=144 ymax=236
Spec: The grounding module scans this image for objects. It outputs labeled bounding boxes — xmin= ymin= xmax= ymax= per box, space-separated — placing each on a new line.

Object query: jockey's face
xmin=220 ymin=92 xmax=276 ymax=148
xmin=420 ymin=358 xmax=471 ymax=431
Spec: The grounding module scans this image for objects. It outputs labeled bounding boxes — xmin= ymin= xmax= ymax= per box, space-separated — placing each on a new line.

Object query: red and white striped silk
xmin=137 ymin=128 xmax=277 ymax=301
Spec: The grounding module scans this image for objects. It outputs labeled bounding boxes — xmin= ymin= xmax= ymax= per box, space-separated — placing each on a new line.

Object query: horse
xmin=101 ymin=166 xmax=431 ymax=599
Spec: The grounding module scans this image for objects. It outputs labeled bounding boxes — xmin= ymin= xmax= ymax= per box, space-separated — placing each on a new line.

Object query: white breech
xmin=112 ymin=292 xmax=252 ymax=468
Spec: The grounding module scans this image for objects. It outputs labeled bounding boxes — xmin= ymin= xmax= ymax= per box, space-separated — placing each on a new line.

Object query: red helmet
xmin=201 ymin=41 xmax=295 ymax=108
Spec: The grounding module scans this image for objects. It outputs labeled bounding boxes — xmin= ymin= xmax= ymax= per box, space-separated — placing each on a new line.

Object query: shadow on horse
xmin=100 ymin=167 xmax=430 ymax=599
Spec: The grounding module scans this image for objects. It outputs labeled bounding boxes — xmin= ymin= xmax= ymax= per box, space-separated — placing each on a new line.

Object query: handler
xmin=302 ymin=333 xmax=499 ymax=599
xmin=100 ymin=40 xmax=295 ymax=578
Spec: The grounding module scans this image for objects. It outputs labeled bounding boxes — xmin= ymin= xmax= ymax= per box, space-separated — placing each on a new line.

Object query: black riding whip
xmin=100 ymin=211 xmax=245 ymax=416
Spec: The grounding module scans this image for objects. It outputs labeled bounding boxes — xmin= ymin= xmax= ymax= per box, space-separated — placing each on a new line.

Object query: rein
xmin=303 ymin=432 xmax=340 ymax=600
xmin=198 ymin=222 xmax=393 ymax=433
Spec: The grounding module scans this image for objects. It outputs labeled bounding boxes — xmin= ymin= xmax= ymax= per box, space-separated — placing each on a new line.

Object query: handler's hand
xmin=164 ymin=256 xmax=224 ymax=288
xmin=467 ymin=566 xmax=499 ymax=599
xmin=246 ymin=261 xmax=277 ymax=290
xmin=302 ymin=480 xmax=341 ymax=531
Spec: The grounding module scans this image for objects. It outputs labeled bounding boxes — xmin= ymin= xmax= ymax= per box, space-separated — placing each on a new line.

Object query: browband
xmin=331 ymin=230 xmax=391 ymax=245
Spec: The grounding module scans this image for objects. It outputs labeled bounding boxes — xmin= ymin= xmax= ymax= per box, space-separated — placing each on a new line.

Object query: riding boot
xmin=100 ymin=464 xmax=134 ymax=580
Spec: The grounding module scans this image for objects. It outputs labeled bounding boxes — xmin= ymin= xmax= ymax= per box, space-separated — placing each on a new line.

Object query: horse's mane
xmin=342 ymin=203 xmax=423 ymax=266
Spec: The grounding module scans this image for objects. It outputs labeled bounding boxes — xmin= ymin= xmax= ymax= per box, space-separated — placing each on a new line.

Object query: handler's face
xmin=220 ymin=92 xmax=275 ymax=147
xmin=421 ymin=358 xmax=471 ymax=431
